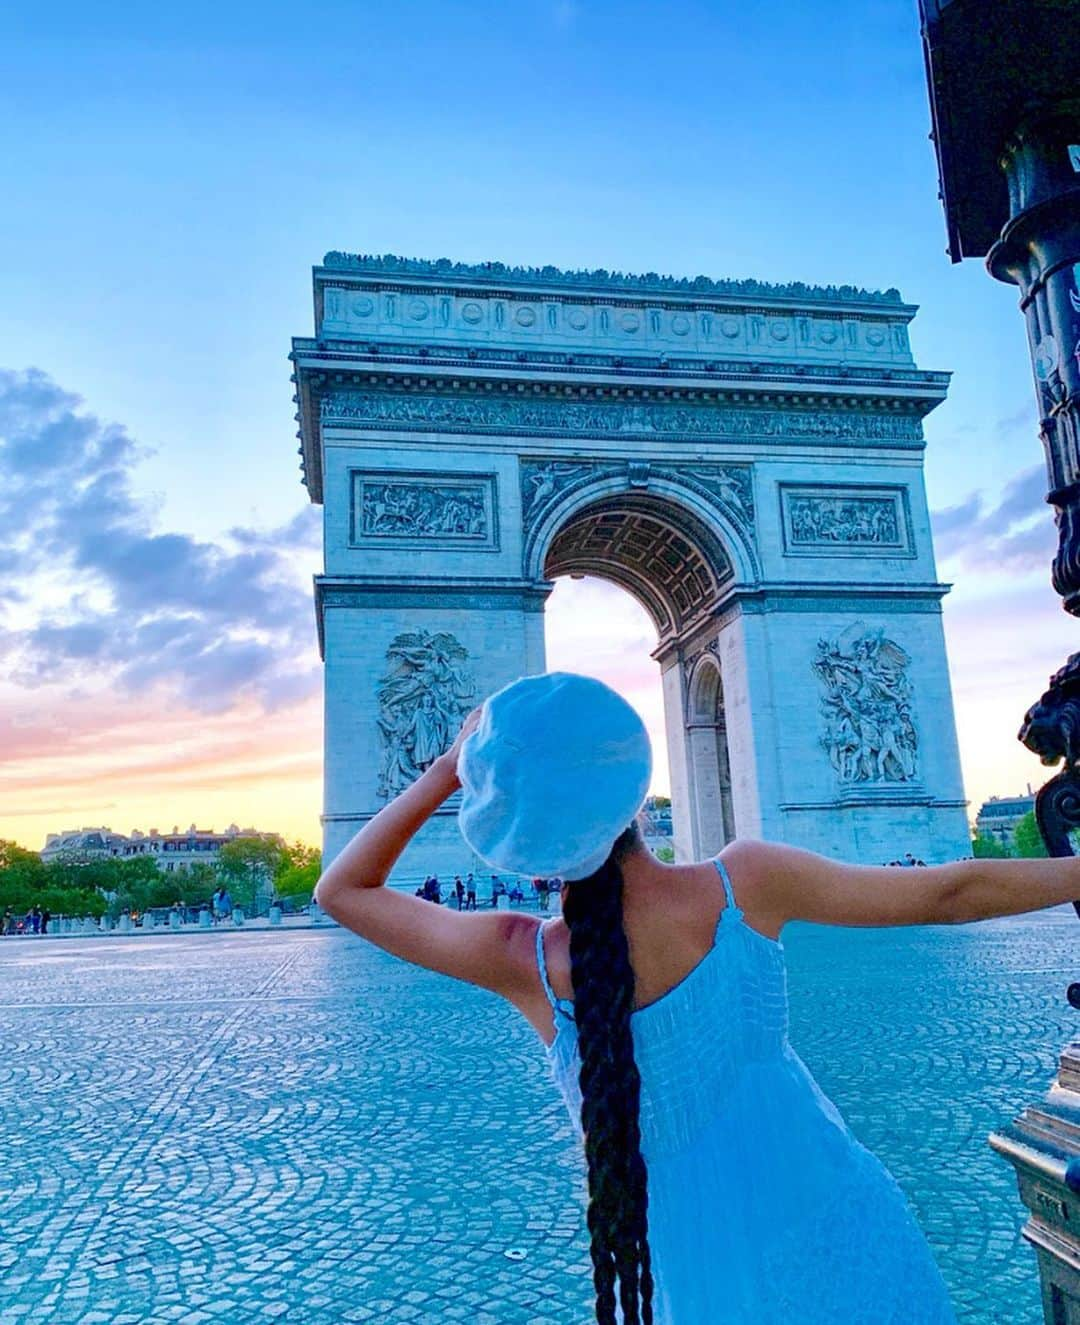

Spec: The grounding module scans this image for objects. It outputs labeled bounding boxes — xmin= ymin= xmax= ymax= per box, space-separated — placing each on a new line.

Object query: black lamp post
xmin=919 ymin=4 xmax=1080 ymax=1319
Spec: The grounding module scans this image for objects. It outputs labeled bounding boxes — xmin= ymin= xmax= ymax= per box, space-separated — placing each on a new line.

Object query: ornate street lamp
xmin=918 ymin=2 xmax=1080 ymax=1318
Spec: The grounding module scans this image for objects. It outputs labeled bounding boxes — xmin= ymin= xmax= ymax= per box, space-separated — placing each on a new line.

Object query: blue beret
xmin=458 ymin=672 xmax=652 ymax=881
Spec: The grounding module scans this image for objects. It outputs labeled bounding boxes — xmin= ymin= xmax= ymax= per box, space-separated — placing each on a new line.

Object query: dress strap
xmin=712 ymin=858 xmax=744 ymax=920
xmin=535 ymin=921 xmax=574 ymax=1020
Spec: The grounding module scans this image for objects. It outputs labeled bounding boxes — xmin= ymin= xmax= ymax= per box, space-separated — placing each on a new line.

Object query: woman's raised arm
xmin=725 ymin=838 xmax=1080 ymax=931
xmin=313 ymin=711 xmax=536 ymax=999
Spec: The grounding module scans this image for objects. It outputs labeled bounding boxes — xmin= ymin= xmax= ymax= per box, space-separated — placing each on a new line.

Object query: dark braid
xmin=562 ymin=824 xmax=654 ymax=1325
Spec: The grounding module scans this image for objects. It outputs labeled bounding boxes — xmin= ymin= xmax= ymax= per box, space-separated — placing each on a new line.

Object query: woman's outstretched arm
xmin=313 ymin=713 xmax=535 ymax=997
xmin=723 ymin=837 xmax=1080 ymax=932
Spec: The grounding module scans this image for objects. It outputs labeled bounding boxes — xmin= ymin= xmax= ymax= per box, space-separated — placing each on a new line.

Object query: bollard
xmin=99 ymin=915 xmax=112 ymax=934
xmin=144 ymin=911 xmax=157 ymax=930
xmin=268 ymin=904 xmax=282 ymax=926
xmin=232 ymin=908 xmax=244 ymax=926
xmin=198 ymin=909 xmax=212 ymax=929
xmin=309 ymin=902 xmax=323 ymax=925
xmin=496 ymin=895 xmax=510 ymax=911
xmin=83 ymin=917 xmax=96 ymax=935
xmin=118 ymin=914 xmax=131 ymax=934
xmin=169 ymin=910 xmax=181 ymax=930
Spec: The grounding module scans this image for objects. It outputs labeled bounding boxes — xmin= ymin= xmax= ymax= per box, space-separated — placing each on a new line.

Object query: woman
xmin=315 ymin=672 xmax=1078 ymax=1324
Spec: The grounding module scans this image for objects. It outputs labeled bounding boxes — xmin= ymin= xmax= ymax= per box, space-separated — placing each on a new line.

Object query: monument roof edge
xmin=318 ymin=252 xmax=913 ymax=313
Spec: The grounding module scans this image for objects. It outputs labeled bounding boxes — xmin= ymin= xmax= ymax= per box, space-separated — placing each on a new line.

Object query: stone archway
xmin=293 ymin=252 xmax=973 ymax=880
xmin=537 ymin=487 xmax=742 ymax=861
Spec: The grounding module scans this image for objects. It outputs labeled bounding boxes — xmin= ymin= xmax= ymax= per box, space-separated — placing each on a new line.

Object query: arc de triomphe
xmin=291 ymin=253 xmax=970 ymax=882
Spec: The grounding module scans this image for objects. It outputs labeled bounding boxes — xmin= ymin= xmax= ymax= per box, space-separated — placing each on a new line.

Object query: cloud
xmin=0 ymin=368 xmax=321 ymax=714
xmin=930 ymin=461 xmax=1056 ymax=574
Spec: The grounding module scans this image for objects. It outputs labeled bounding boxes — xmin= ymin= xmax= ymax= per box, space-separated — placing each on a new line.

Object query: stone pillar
xmin=989 ymin=1035 xmax=1080 ymax=1320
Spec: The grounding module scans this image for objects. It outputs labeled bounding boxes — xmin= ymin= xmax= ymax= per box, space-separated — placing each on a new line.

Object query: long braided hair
xmin=562 ymin=822 xmax=654 ymax=1325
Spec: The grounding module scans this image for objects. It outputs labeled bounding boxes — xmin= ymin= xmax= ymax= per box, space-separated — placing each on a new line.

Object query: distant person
xmin=2 ymin=907 xmax=13 ymax=936
xmin=454 ymin=876 xmax=465 ymax=910
xmin=40 ymin=907 xmax=51 ymax=935
xmin=465 ymin=872 xmax=477 ymax=911
xmin=490 ymin=875 xmax=502 ymax=908
xmin=212 ymin=886 xmax=233 ymax=923
xmin=537 ymin=878 xmax=550 ymax=911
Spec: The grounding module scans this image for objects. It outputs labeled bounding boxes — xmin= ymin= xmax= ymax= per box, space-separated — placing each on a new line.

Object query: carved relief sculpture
xmin=361 ymin=479 xmax=487 ymax=539
xmin=812 ymin=626 xmax=919 ymax=784
xmin=789 ymin=494 xmax=899 ymax=546
xmin=352 ymin=472 xmax=496 ymax=548
xmin=375 ymin=631 xmax=477 ymax=799
xmin=322 ymin=391 xmax=924 ymax=447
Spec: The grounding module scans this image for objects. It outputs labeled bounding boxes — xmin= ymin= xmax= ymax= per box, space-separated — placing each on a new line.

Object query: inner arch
xmin=542 ymin=494 xmax=733 ymax=643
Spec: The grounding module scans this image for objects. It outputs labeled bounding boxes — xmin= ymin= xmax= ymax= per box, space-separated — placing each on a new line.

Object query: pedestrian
xmin=538 ymin=877 xmax=550 ymax=911
xmin=454 ymin=876 xmax=465 ymax=910
xmin=311 ymin=671 xmax=1074 ymax=1324
xmin=465 ymin=872 xmax=476 ymax=911
xmin=212 ymin=886 xmax=233 ymax=923
xmin=1 ymin=906 xmax=12 ymax=936
xmin=490 ymin=875 xmax=501 ymax=908
xmin=40 ymin=907 xmax=51 ymax=935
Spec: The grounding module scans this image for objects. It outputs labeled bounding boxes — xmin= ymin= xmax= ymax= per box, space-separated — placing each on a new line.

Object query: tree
xmin=654 ymin=845 xmax=675 ymax=864
xmin=218 ymin=835 xmax=285 ymax=911
xmin=1011 ymin=810 xmax=1048 ymax=859
xmin=275 ymin=840 xmax=321 ymax=902
xmin=178 ymin=862 xmax=219 ymax=906
xmin=971 ymin=833 xmax=1011 ymax=859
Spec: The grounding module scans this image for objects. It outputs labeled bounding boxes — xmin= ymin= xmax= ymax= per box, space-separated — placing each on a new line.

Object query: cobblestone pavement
xmin=0 ymin=907 xmax=1076 ymax=1324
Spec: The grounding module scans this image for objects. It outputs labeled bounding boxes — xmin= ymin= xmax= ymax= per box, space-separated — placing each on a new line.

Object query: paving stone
xmin=0 ymin=918 xmax=1075 ymax=1322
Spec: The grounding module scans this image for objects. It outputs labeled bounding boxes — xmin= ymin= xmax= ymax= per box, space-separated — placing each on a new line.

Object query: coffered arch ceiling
xmin=543 ymin=495 xmax=733 ymax=640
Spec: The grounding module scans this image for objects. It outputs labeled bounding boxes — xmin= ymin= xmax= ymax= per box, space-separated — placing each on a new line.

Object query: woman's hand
xmin=439 ymin=705 xmax=483 ymax=780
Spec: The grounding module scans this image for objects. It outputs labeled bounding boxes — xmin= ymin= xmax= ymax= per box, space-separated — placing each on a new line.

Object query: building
xmin=293 ymin=253 xmax=971 ymax=882
xmin=973 ymin=790 xmax=1035 ymax=850
xmin=41 ymin=824 xmax=279 ymax=873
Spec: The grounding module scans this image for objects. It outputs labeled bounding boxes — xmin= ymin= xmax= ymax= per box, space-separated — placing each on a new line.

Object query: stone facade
xmin=291 ymin=254 xmax=970 ymax=881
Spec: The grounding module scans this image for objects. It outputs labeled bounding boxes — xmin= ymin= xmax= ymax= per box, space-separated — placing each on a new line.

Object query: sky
xmin=0 ymin=1 xmax=1071 ymax=853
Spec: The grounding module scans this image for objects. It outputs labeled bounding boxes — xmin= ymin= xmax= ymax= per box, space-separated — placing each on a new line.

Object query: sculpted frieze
xmin=376 ymin=631 xmax=476 ymax=800
xmin=321 ymin=390 xmax=924 ymax=446
xmin=812 ymin=626 xmax=919 ymax=785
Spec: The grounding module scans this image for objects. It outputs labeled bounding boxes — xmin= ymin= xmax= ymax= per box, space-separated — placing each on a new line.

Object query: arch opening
xmin=542 ymin=493 xmax=733 ymax=646
xmin=542 ymin=490 xmax=739 ymax=862
xmin=687 ymin=658 xmax=736 ymax=857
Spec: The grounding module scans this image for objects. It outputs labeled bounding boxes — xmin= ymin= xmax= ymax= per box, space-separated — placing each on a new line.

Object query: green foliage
xmin=1011 ymin=810 xmax=1049 ymax=858
xmin=217 ymin=835 xmax=285 ymax=909
xmin=654 ymin=845 xmax=675 ymax=864
xmin=650 ymin=796 xmax=672 ymax=810
xmin=0 ymin=839 xmax=106 ymax=917
xmin=274 ymin=840 xmax=321 ymax=904
xmin=971 ymin=833 xmax=1011 ymax=859
xmin=177 ymin=862 xmax=219 ymax=906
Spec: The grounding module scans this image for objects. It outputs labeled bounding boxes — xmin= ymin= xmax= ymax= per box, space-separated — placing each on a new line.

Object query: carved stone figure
xmin=812 ymin=626 xmax=919 ymax=784
xmin=375 ymin=631 xmax=476 ymax=799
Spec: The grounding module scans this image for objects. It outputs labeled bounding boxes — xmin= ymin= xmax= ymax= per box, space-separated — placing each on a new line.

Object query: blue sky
xmin=0 ymin=1 xmax=1070 ymax=848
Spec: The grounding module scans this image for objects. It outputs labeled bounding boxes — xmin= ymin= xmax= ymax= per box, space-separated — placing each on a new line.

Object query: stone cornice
xmin=313 ymin=575 xmax=550 ymax=658
xmin=321 ymin=252 xmax=907 ymax=310
xmin=292 ymin=336 xmax=949 ymax=392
